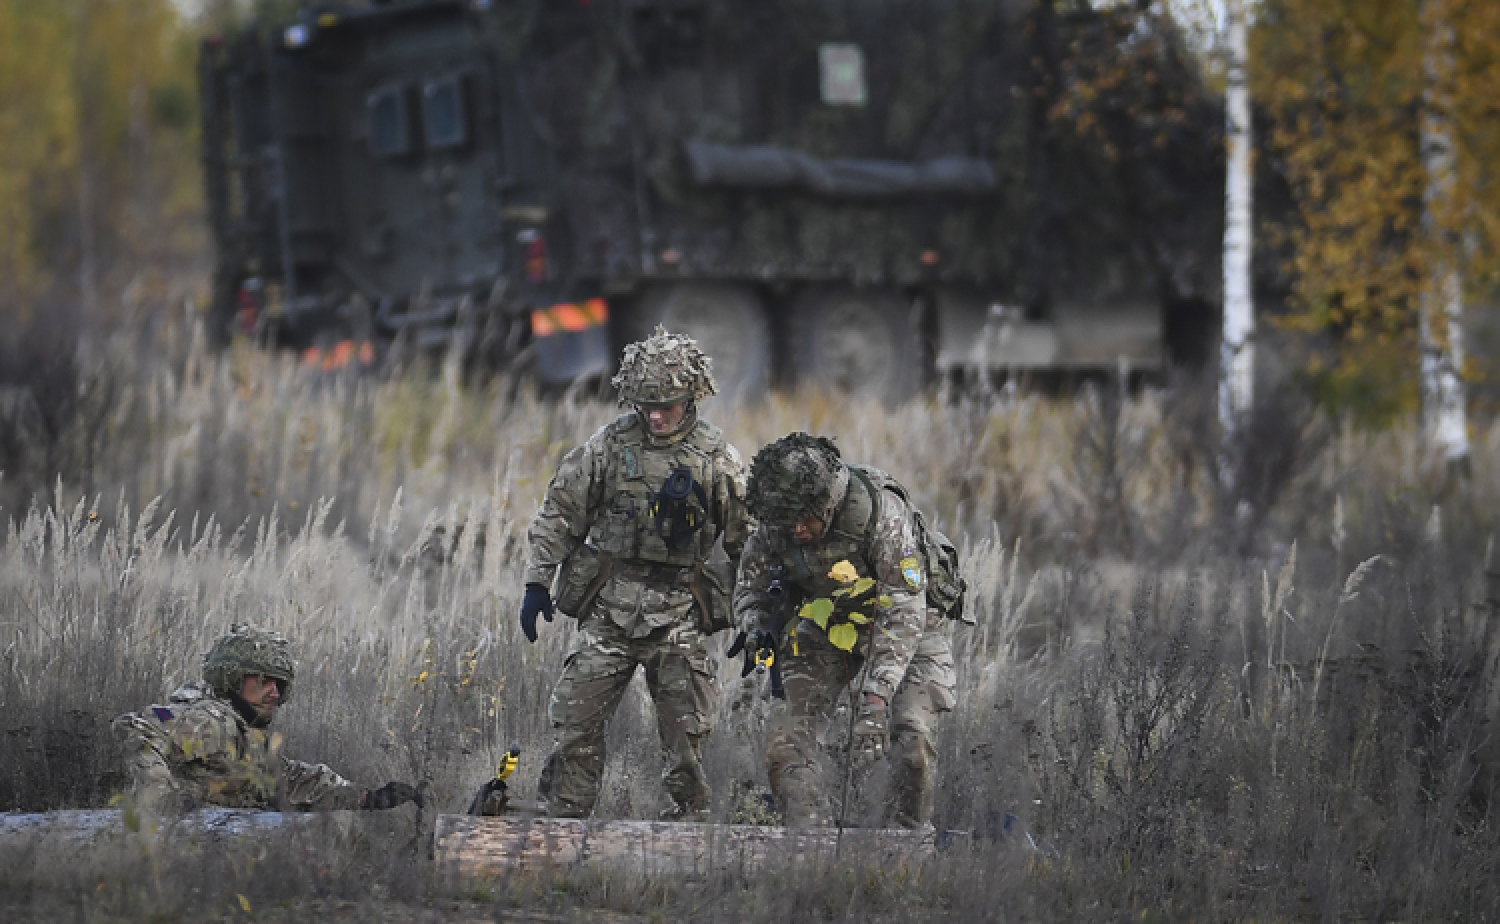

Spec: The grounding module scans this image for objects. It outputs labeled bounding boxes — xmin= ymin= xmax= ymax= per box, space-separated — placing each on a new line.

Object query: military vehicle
xmin=200 ymin=0 xmax=1222 ymax=399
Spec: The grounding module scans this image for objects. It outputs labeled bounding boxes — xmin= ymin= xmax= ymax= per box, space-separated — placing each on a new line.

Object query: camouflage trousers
xmin=766 ymin=619 xmax=955 ymax=829
xmin=539 ymin=609 xmax=719 ymax=818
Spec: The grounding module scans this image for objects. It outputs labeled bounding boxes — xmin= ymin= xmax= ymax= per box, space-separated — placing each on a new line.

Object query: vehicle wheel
xmin=626 ymin=283 xmax=772 ymax=404
xmin=785 ymin=287 xmax=923 ymax=403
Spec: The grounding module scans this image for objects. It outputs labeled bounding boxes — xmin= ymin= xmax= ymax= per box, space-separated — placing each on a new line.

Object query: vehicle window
xmin=367 ymin=86 xmax=410 ymax=158
xmin=423 ymin=76 xmax=468 ymax=149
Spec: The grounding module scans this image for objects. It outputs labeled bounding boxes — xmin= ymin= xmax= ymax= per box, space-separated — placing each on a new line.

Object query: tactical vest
xmin=776 ymin=465 xmax=970 ymax=623
xmin=113 ymin=687 xmax=280 ymax=809
xmin=589 ymin=414 xmax=724 ymax=568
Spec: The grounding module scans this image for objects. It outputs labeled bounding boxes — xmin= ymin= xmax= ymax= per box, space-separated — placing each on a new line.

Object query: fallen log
xmin=0 ymin=808 xmax=349 ymax=852
xmin=435 ymin=815 xmax=937 ymax=877
xmin=2 ymin=811 xmax=942 ymax=877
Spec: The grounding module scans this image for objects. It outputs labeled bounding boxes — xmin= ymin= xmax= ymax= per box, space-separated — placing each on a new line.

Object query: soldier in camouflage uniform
xmin=113 ymin=625 xmax=421 ymax=814
xmin=521 ymin=326 xmax=752 ymax=819
xmin=734 ymin=433 xmax=956 ymax=829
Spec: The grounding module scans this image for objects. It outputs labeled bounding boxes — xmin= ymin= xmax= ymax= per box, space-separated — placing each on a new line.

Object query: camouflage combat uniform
xmin=114 ymin=682 xmax=363 ymax=813
xmin=113 ymin=625 xmax=417 ymax=815
xmin=735 ymin=434 xmax=955 ymax=828
xmin=526 ymin=328 xmax=751 ymax=818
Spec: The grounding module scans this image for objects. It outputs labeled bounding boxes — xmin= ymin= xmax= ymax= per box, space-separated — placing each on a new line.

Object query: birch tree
xmin=1417 ymin=0 xmax=1468 ymax=464
xmin=1220 ymin=0 xmax=1255 ymax=433
xmin=1254 ymin=0 xmax=1500 ymax=427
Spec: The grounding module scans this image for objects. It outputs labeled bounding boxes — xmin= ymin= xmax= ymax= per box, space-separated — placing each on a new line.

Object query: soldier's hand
xmin=852 ymin=693 xmax=889 ymax=761
xmin=728 ymin=629 xmax=775 ymax=678
xmin=362 ymin=781 xmax=423 ymax=810
xmin=520 ymin=584 xmax=554 ymax=644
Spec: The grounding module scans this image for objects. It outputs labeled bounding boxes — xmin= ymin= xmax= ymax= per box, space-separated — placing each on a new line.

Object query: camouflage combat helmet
xmin=202 ymin=624 xmax=296 ymax=703
xmin=611 ymin=325 xmax=718 ymax=407
xmin=746 ymin=432 xmax=850 ymax=529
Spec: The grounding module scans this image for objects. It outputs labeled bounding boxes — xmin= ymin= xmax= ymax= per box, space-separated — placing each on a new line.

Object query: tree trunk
xmin=1219 ymin=0 xmax=1254 ymax=435
xmin=1419 ymin=0 xmax=1469 ymax=465
xmin=73 ymin=0 xmax=97 ymax=318
xmin=434 ymin=815 xmax=938 ymax=876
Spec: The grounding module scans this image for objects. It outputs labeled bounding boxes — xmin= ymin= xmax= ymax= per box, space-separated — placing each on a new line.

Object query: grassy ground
xmin=3 ymin=321 xmax=1500 ymax=920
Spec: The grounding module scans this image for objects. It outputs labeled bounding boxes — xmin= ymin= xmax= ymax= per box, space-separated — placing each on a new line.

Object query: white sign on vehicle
xmin=819 ymin=44 xmax=867 ymax=106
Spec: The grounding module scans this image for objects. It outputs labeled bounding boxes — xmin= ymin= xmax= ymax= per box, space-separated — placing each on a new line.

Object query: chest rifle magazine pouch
xmin=554 ymin=543 xmax=614 ymax=618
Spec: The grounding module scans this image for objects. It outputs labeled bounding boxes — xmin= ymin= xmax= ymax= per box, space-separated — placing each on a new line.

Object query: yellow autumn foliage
xmin=1254 ymin=0 xmax=1500 ymax=420
xmin=0 ymin=0 xmax=203 ymax=318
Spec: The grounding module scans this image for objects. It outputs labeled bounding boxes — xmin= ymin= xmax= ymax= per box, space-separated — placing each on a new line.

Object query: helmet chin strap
xmin=229 ymin=691 xmax=274 ymax=729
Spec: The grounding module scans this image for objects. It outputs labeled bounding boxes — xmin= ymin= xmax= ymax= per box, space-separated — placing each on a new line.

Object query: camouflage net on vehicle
xmin=202 ymin=624 xmax=297 ymax=702
xmin=612 ymin=325 xmax=718 ymax=407
xmin=745 ymin=431 xmax=850 ymax=529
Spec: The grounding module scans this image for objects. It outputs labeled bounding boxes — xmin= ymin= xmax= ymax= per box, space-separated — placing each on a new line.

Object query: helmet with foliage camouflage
xmin=202 ymin=624 xmax=296 ymax=703
xmin=611 ymin=325 xmax=718 ymax=407
xmin=746 ymin=432 xmax=850 ymax=530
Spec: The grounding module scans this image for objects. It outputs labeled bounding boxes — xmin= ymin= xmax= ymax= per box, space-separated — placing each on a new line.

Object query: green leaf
xmin=846 ymin=612 xmax=869 ymax=624
xmin=800 ymin=598 xmax=834 ymax=630
xmin=850 ymin=577 xmax=876 ymax=597
xmin=876 ymin=595 xmax=893 ymax=608
xmin=827 ymin=623 xmax=859 ymax=651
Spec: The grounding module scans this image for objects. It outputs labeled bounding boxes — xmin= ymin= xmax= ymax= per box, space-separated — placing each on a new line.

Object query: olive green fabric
xmin=524 ymin=413 xmax=750 ymax=634
xmin=766 ymin=614 xmax=955 ymax=828
xmin=112 ymin=683 xmax=363 ymax=814
xmin=525 ymin=389 xmax=750 ymax=817
xmin=537 ymin=612 xmax=718 ymax=818
xmin=735 ymin=456 xmax=955 ymax=828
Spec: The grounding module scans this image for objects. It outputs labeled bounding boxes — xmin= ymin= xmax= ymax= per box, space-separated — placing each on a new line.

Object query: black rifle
xmin=763 ymin=574 xmax=791 ymax=699
xmin=728 ymin=568 xmax=793 ymax=699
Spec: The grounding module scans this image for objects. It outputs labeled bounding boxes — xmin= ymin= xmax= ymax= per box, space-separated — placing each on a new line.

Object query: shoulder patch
xmin=152 ymin=706 xmax=175 ymax=722
xmin=900 ymin=556 xmax=925 ymax=590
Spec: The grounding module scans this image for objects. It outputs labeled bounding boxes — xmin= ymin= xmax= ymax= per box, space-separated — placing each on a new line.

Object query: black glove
xmin=467 ymin=778 xmax=511 ymax=816
xmin=363 ymin=781 xmax=422 ymax=810
xmin=727 ymin=629 xmax=775 ymax=678
xmin=520 ymin=583 xmax=554 ymax=643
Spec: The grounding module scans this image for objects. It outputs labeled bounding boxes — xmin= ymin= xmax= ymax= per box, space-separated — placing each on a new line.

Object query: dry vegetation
xmin=3 ymin=319 xmax=1500 ymax=921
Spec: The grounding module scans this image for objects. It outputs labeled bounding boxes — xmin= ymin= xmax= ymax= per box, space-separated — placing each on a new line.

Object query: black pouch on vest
xmin=555 ymin=543 xmax=614 ymax=618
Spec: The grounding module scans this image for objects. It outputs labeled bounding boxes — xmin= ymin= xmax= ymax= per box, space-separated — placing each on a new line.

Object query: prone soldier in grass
xmin=113 ymin=625 xmax=421 ymax=814
xmin=521 ymin=326 xmax=752 ymax=819
xmin=733 ymin=432 xmax=964 ymax=830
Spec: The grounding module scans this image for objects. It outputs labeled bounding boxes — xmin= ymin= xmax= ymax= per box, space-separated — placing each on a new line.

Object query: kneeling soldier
xmin=734 ymin=433 xmax=956 ymax=829
xmin=113 ymin=625 xmax=421 ymax=814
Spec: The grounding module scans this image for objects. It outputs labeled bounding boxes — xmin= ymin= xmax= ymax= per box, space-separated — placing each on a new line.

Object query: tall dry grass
xmin=2 ymin=319 xmax=1500 ymax=920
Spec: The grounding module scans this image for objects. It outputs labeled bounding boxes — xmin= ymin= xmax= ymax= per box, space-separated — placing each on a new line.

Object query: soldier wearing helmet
xmin=733 ymin=432 xmax=956 ymax=829
xmin=113 ymin=625 xmax=421 ymax=814
xmin=521 ymin=326 xmax=751 ymax=819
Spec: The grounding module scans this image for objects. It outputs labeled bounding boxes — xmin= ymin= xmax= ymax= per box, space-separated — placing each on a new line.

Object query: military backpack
xmin=847 ymin=465 xmax=972 ymax=625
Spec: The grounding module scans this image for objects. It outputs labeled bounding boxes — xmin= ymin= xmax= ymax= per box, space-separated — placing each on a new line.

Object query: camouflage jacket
xmin=524 ymin=412 xmax=751 ymax=633
xmin=113 ymin=684 xmax=363 ymax=812
xmin=734 ymin=466 xmax=938 ymax=702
